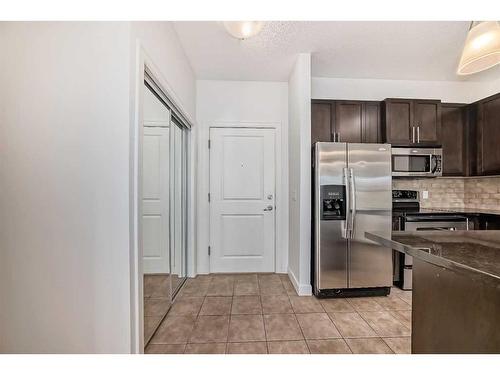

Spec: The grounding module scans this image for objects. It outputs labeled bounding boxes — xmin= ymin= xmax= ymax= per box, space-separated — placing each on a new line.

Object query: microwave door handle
xmin=431 ymin=155 xmax=438 ymax=173
xmin=349 ymin=168 xmax=356 ymax=239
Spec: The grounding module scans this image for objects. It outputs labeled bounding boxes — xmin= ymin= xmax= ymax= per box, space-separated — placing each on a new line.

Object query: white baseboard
xmin=287 ymin=268 xmax=312 ymax=296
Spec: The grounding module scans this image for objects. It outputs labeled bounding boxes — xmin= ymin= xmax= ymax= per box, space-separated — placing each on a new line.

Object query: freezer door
xmin=347 ymin=143 xmax=393 ymax=288
xmin=314 ymin=142 xmax=348 ymax=291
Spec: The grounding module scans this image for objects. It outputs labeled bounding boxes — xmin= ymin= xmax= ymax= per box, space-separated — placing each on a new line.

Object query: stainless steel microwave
xmin=391 ymin=147 xmax=442 ymax=177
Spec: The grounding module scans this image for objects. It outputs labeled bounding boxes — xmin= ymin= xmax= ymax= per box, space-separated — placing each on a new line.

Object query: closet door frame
xmin=131 ymin=47 xmax=195 ymax=354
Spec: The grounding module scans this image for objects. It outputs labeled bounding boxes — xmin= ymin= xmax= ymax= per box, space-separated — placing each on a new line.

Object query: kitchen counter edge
xmin=365 ymin=231 xmax=500 ymax=285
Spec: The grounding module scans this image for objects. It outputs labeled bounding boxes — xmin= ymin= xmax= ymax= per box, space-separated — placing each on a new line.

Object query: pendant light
xmin=223 ymin=21 xmax=264 ymax=40
xmin=457 ymin=21 xmax=500 ymax=75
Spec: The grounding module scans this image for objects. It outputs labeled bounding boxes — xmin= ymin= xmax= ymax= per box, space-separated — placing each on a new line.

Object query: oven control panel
xmin=392 ymin=190 xmax=418 ymax=200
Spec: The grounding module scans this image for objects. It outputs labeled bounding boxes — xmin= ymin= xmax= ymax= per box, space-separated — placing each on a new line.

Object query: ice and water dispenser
xmin=320 ymin=185 xmax=346 ymax=220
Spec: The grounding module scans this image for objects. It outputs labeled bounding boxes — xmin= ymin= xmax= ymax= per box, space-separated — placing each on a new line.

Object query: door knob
xmin=263 ymin=205 xmax=273 ymax=211
xmin=267 ymin=194 xmax=273 ymax=200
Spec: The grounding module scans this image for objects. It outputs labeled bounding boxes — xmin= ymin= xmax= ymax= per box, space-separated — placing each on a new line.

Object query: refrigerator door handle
xmin=349 ymin=168 xmax=356 ymax=239
xmin=343 ymin=167 xmax=350 ymax=239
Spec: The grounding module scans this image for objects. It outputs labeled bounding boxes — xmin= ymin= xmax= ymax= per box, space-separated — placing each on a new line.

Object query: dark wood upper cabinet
xmin=441 ymin=103 xmax=467 ymax=176
xmin=311 ymin=92 xmax=500 ymax=177
xmin=311 ymin=100 xmax=381 ymax=145
xmin=477 ymin=93 xmax=500 ymax=176
xmin=363 ymin=102 xmax=381 ymax=143
xmin=311 ymin=102 xmax=333 ymax=144
xmin=382 ymin=99 xmax=413 ymax=144
xmin=413 ymin=100 xmax=442 ymax=144
xmin=334 ymin=101 xmax=363 ymax=143
xmin=382 ymin=98 xmax=441 ymax=146
xmin=466 ymin=103 xmax=478 ymax=176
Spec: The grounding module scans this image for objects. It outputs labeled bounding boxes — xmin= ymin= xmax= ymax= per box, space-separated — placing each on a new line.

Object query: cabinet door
xmin=414 ymin=100 xmax=441 ymax=144
xmin=311 ymin=102 xmax=333 ymax=144
xmin=383 ymin=99 xmax=413 ymax=144
xmin=441 ymin=104 xmax=466 ymax=176
xmin=334 ymin=101 xmax=363 ymax=143
xmin=363 ymin=102 xmax=381 ymax=143
xmin=478 ymin=94 xmax=500 ymax=175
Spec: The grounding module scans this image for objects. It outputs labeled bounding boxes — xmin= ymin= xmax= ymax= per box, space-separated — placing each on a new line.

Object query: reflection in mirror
xmin=170 ymin=119 xmax=188 ymax=296
xmin=142 ymin=82 xmax=172 ymax=345
xmin=141 ymin=76 xmax=190 ymax=349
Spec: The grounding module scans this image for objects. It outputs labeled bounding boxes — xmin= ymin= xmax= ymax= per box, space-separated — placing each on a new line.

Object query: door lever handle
xmin=263 ymin=205 xmax=273 ymax=211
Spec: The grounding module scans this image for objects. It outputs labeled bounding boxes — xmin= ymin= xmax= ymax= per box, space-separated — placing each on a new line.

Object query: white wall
xmin=130 ymin=22 xmax=196 ymax=120
xmin=195 ymin=80 xmax=289 ymax=275
xmin=0 ymin=22 xmax=132 ymax=353
xmin=312 ymin=77 xmax=500 ymax=103
xmin=0 ymin=21 xmax=196 ymax=354
xmin=288 ymin=54 xmax=312 ymax=296
xmin=479 ymin=77 xmax=500 ymax=100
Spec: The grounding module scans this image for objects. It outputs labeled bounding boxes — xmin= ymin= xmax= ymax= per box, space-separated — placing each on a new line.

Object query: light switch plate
xmin=422 ymin=190 xmax=429 ymax=199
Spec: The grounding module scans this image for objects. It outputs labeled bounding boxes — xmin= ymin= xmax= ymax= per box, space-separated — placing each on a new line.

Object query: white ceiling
xmin=173 ymin=21 xmax=500 ymax=82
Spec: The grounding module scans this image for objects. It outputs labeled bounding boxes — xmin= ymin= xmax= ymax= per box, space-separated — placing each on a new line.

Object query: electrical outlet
xmin=422 ymin=190 xmax=429 ymax=199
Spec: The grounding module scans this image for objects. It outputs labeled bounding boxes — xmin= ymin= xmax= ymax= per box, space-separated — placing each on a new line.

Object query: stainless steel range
xmin=392 ymin=189 xmax=470 ymax=290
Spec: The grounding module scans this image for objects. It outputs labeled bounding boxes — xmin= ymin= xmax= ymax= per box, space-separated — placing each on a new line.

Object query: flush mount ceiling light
xmin=222 ymin=21 xmax=264 ymax=40
xmin=457 ymin=21 xmax=500 ymax=75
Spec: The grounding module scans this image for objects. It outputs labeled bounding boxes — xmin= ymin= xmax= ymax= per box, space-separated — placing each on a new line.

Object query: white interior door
xmin=142 ymin=84 xmax=171 ymax=274
xmin=209 ymin=127 xmax=276 ymax=273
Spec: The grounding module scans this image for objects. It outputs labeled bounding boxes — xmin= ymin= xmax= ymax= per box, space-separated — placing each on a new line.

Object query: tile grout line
xmin=324 ymin=308 xmax=347 ymax=343
xmin=292 ymin=309 xmax=311 ymax=354
xmin=226 ymin=288 xmax=235 ymax=353
xmin=354 ymin=310 xmax=396 ymax=353
xmin=184 ymin=288 xmax=207 ymax=353
xmin=359 ymin=308 xmax=411 ymax=337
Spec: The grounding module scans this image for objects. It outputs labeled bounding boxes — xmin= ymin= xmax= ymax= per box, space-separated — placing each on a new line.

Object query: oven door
xmin=392 ymin=147 xmax=442 ymax=177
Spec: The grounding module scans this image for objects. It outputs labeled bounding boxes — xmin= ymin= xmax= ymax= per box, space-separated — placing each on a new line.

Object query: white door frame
xmin=198 ymin=121 xmax=287 ymax=275
xmin=129 ymin=42 xmax=196 ymax=354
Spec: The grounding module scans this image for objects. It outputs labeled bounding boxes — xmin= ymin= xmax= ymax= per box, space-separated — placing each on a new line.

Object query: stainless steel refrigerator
xmin=313 ymin=142 xmax=393 ymax=297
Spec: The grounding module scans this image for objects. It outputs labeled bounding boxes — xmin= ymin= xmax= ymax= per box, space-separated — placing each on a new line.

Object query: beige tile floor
xmin=144 ymin=275 xmax=172 ymax=343
xmin=145 ymin=273 xmax=412 ymax=354
xmin=143 ymin=274 xmax=186 ymax=343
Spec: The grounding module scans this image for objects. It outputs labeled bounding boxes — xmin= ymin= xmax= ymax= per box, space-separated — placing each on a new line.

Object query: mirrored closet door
xmin=142 ymin=76 xmax=189 ymax=346
xmin=170 ymin=119 xmax=188 ymax=296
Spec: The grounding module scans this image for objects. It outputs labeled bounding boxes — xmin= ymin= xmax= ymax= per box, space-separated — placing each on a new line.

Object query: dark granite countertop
xmin=425 ymin=207 xmax=500 ymax=216
xmin=365 ymin=230 xmax=500 ymax=283
xmin=392 ymin=207 xmax=500 ymax=217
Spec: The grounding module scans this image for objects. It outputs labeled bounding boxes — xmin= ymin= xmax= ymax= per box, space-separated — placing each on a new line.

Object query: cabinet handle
xmin=337 ymin=133 xmax=341 ymax=142
xmin=412 ymin=126 xmax=415 ymax=143
xmin=417 ymin=126 xmax=420 ymax=143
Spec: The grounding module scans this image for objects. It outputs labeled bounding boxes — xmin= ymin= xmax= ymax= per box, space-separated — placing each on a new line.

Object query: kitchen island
xmin=366 ymin=230 xmax=500 ymax=354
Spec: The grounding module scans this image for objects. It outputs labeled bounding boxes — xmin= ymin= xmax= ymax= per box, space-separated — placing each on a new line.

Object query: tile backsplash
xmin=392 ymin=177 xmax=500 ymax=210
xmin=464 ymin=177 xmax=500 ymax=210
